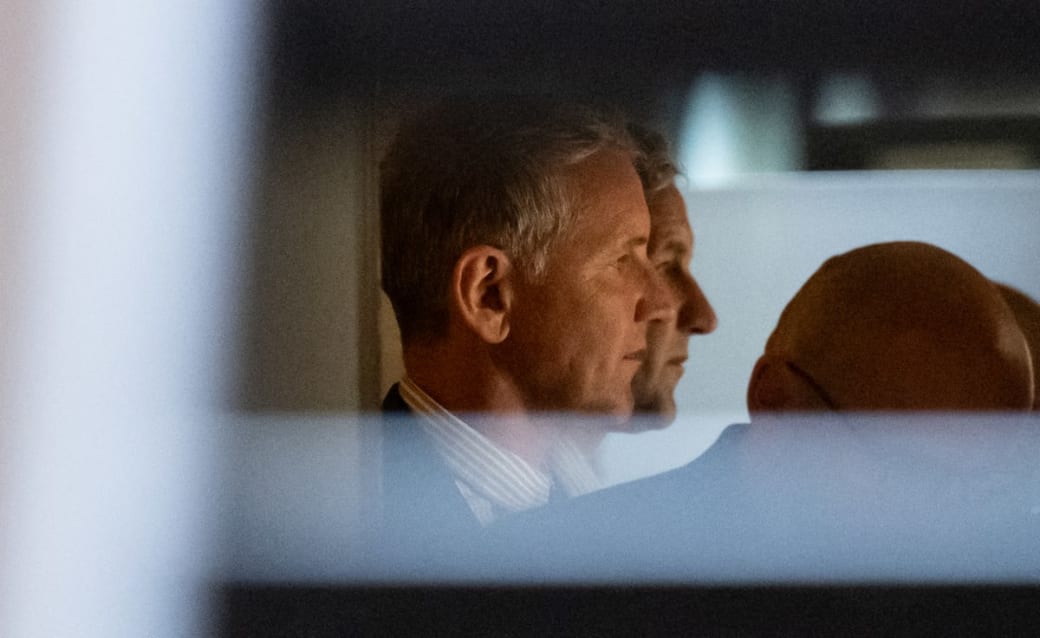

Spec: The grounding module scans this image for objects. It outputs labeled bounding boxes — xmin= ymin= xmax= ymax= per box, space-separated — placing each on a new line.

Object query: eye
xmin=655 ymin=260 xmax=682 ymax=276
xmin=615 ymin=243 xmax=650 ymax=270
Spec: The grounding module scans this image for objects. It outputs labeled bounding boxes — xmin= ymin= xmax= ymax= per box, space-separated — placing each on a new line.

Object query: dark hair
xmin=627 ymin=122 xmax=679 ymax=194
xmin=380 ymin=96 xmax=638 ymax=343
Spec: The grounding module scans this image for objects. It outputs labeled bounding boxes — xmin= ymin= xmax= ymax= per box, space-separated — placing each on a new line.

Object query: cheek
xmin=643 ymin=323 xmax=669 ymax=365
xmin=646 ymin=321 xmax=669 ymax=346
xmin=538 ymin=270 xmax=646 ymax=360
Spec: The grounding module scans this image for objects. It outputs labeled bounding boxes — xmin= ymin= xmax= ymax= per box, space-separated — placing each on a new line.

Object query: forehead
xmin=560 ymin=148 xmax=649 ymax=242
xmin=647 ymin=185 xmax=693 ymax=254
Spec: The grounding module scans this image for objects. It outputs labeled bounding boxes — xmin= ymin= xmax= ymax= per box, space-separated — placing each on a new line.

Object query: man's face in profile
xmin=629 ymin=184 xmax=717 ymax=426
xmin=502 ymin=149 xmax=670 ymax=418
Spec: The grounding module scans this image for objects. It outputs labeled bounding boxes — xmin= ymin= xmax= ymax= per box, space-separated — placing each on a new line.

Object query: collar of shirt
xmin=399 ymin=378 xmax=601 ymax=525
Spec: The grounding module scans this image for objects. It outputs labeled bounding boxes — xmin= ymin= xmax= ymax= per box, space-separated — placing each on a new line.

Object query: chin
xmin=579 ymin=393 xmax=634 ymax=421
xmin=629 ymin=396 xmax=677 ymax=431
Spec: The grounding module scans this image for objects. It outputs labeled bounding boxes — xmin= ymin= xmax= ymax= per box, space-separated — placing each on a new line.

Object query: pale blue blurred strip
xmin=224 ymin=413 xmax=1040 ymax=586
xmin=1 ymin=2 xmax=260 ymax=636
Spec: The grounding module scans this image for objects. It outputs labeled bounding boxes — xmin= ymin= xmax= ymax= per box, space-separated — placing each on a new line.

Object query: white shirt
xmin=399 ymin=377 xmax=601 ymax=525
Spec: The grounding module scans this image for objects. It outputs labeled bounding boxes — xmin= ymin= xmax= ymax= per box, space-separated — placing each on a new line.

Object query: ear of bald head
xmin=748 ymin=354 xmax=835 ymax=412
xmin=748 ymin=241 xmax=1034 ymax=414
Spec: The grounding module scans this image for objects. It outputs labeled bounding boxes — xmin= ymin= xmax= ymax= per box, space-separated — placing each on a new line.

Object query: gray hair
xmin=627 ymin=122 xmax=679 ymax=194
xmin=380 ymin=96 xmax=639 ymax=344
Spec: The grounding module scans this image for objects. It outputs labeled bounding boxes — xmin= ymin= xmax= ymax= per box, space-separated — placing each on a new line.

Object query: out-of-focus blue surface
xmin=224 ymin=414 xmax=1040 ymax=586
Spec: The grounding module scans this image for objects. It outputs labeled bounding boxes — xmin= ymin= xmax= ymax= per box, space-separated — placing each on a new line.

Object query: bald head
xmin=748 ymin=242 xmax=1034 ymax=413
xmin=996 ymin=283 xmax=1040 ymax=410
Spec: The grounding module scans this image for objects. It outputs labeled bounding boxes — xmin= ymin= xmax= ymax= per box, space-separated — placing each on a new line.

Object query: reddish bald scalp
xmin=749 ymin=242 xmax=1034 ymax=413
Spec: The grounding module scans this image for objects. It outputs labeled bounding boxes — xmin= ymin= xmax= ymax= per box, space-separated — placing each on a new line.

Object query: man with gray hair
xmin=627 ymin=123 xmax=717 ymax=427
xmin=379 ymin=96 xmax=673 ymax=544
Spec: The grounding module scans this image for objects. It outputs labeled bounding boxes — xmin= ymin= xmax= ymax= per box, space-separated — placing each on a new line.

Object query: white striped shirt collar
xmin=399 ymin=378 xmax=601 ymax=525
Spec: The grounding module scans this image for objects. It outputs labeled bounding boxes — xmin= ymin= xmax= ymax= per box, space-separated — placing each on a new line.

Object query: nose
xmin=635 ymin=261 xmax=677 ymax=323
xmin=678 ymin=273 xmax=718 ymax=335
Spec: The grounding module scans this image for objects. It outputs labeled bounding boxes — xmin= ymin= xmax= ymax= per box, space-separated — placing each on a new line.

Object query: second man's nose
xmin=678 ymin=274 xmax=717 ymax=335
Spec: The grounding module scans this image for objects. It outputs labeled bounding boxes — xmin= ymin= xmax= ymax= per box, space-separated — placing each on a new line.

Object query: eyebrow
xmin=653 ymin=239 xmax=690 ymax=259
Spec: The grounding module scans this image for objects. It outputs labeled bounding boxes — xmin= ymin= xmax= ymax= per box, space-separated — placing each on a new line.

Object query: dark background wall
xmin=238 ymin=1 xmax=1040 ymax=413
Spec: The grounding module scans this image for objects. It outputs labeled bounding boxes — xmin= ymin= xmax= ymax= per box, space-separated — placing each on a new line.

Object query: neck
xmin=563 ymin=423 xmax=607 ymax=457
xmin=404 ymin=341 xmax=555 ymax=470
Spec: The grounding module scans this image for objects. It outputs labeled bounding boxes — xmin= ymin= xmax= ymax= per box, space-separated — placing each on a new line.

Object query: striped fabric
xmin=399 ymin=377 xmax=602 ymax=525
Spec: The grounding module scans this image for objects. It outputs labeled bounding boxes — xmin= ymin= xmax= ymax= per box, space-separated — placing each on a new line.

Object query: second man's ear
xmin=452 ymin=245 xmax=514 ymax=344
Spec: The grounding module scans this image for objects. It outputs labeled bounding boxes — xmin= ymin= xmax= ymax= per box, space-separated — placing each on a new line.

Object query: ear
xmin=747 ymin=354 xmax=831 ymax=416
xmin=452 ymin=245 xmax=514 ymax=344
xmin=747 ymin=355 xmax=785 ymax=414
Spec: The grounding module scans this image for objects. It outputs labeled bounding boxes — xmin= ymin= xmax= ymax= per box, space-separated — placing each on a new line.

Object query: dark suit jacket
xmin=380 ymin=384 xmax=483 ymax=555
